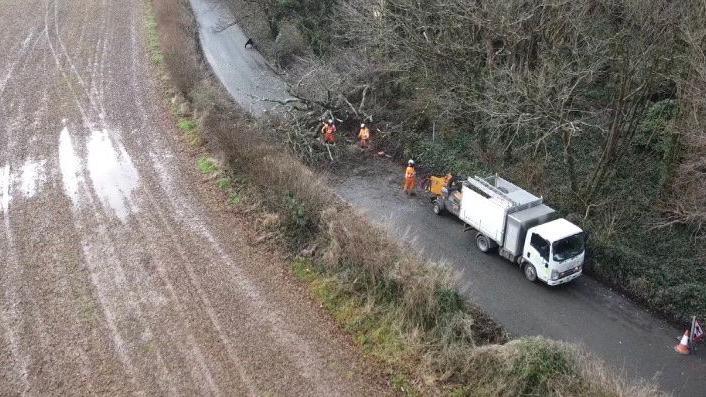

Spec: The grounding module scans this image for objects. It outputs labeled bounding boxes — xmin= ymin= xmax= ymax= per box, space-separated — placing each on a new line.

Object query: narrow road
xmin=190 ymin=0 xmax=291 ymax=115
xmin=191 ymin=1 xmax=706 ymax=394
xmin=0 ymin=1 xmax=381 ymax=395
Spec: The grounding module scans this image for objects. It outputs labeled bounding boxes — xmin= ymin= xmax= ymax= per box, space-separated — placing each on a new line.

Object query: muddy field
xmin=0 ymin=1 xmax=382 ymax=394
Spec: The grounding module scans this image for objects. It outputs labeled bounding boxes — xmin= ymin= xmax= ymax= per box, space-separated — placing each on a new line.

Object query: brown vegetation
xmin=151 ymin=0 xmax=201 ymax=95
xmin=664 ymin=4 xmax=706 ymax=236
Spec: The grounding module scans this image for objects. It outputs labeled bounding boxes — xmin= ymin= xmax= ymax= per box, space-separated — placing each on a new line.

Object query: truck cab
xmin=523 ymin=219 xmax=585 ymax=286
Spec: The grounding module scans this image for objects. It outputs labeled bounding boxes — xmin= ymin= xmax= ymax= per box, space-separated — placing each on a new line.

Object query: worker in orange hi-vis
xmin=444 ymin=173 xmax=454 ymax=188
xmin=358 ymin=123 xmax=370 ymax=148
xmin=403 ymin=160 xmax=417 ymax=195
xmin=321 ymin=119 xmax=336 ymax=144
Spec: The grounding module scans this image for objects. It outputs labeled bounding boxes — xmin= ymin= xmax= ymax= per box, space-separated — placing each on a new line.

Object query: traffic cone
xmin=675 ymin=330 xmax=690 ymax=355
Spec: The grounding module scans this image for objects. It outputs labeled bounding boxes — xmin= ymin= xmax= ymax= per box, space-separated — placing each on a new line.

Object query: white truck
xmin=433 ymin=175 xmax=586 ymax=286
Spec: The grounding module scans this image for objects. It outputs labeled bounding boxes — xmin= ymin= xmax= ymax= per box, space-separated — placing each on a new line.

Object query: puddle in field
xmin=1 ymin=163 xmax=10 ymax=215
xmin=59 ymin=126 xmax=82 ymax=203
xmin=19 ymin=159 xmax=46 ymax=198
xmin=0 ymin=158 xmax=47 ymax=214
xmin=86 ymin=129 xmax=140 ymax=221
xmin=59 ymin=126 xmax=141 ymax=221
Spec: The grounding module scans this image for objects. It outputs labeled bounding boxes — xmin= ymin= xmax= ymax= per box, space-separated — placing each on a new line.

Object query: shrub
xmin=153 ymin=0 xmax=200 ymax=95
xmin=273 ymin=20 xmax=307 ymax=67
xmin=459 ymin=338 xmax=659 ymax=396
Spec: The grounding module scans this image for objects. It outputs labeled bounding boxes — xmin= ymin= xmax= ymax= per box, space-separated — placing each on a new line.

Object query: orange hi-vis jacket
xmin=444 ymin=174 xmax=453 ymax=186
xmin=358 ymin=127 xmax=370 ymax=141
xmin=405 ymin=166 xmax=416 ymax=180
xmin=322 ymin=124 xmax=335 ymax=143
xmin=404 ymin=166 xmax=416 ymax=192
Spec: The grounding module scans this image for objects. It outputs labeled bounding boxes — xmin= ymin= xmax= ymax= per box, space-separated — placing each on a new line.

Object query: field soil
xmin=0 ymin=1 xmax=383 ymax=395
xmin=189 ymin=0 xmax=706 ymax=395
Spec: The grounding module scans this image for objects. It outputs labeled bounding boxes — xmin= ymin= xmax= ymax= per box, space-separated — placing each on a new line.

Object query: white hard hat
xmin=361 ymin=123 xmax=365 ymax=127
xmin=408 ymin=159 xmax=414 ymax=165
xmin=328 ymin=119 xmax=333 ymax=123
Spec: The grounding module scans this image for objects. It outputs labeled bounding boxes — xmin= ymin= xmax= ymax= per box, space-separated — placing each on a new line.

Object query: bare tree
xmin=661 ymin=1 xmax=706 ymax=234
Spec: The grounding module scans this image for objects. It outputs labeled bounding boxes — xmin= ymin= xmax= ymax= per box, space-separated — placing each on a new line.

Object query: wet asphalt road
xmin=190 ymin=0 xmax=291 ymax=115
xmin=192 ymin=1 xmax=706 ymax=394
xmin=0 ymin=0 xmax=381 ymax=394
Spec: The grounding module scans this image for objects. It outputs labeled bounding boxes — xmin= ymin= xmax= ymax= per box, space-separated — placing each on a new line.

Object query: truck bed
xmin=458 ymin=176 xmax=555 ymax=253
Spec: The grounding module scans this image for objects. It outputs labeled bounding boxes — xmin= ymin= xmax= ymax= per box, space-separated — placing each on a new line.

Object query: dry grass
xmin=456 ymin=338 xmax=660 ymax=397
xmin=152 ymin=0 xmax=201 ymax=95
xmin=149 ymin=1 xmax=663 ymax=395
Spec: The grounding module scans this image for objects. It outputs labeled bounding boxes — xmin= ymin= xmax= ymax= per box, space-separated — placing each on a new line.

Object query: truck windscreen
xmin=552 ymin=233 xmax=585 ymax=262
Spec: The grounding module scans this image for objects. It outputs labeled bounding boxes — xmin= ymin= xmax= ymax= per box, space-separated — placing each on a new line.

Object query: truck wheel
xmin=523 ymin=263 xmax=538 ymax=282
xmin=475 ymin=233 xmax=490 ymax=253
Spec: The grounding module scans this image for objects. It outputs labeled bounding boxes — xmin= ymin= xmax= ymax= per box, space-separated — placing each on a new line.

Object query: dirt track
xmin=0 ymin=1 xmax=381 ymax=395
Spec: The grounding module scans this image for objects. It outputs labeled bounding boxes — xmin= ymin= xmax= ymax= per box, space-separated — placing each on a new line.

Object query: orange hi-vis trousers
xmin=404 ymin=177 xmax=416 ymax=193
xmin=324 ymin=132 xmax=335 ymax=144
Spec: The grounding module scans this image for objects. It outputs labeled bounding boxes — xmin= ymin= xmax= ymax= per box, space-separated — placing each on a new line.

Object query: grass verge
xmin=145 ymin=1 xmax=163 ymax=66
xmin=147 ymin=0 xmax=662 ymax=395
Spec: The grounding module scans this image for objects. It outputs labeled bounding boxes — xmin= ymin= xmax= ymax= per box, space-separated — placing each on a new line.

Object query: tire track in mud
xmin=43 ymin=2 xmax=147 ymax=391
xmin=44 ymin=1 xmax=225 ymax=392
xmin=145 ymin=150 xmax=358 ymax=396
xmin=120 ymin=14 xmax=232 ymax=396
xmin=46 ymin=2 xmax=187 ymax=393
xmin=124 ymin=183 xmax=252 ymax=395
xmin=0 ymin=12 xmax=51 ymax=394
xmin=75 ymin=3 xmax=239 ymax=393
xmin=142 ymin=167 xmax=320 ymax=395
xmin=2 ymin=3 xmax=135 ymax=394
xmin=45 ymin=0 xmax=104 ymax=130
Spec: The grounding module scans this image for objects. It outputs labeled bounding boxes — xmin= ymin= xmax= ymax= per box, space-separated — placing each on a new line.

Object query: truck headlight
xmin=551 ymin=270 xmax=559 ymax=281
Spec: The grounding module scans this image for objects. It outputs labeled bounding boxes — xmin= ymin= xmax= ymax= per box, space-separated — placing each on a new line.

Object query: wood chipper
xmin=427 ymin=175 xmax=453 ymax=196
xmin=424 ymin=174 xmax=464 ymax=217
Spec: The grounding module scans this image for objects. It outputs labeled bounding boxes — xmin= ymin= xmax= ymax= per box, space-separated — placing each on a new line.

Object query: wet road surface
xmin=192 ymin=1 xmax=706 ymax=394
xmin=0 ymin=1 xmax=382 ymax=395
xmin=190 ymin=0 xmax=292 ymax=115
